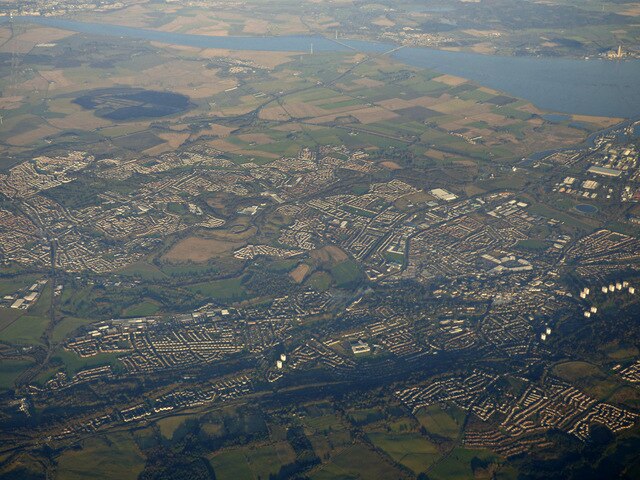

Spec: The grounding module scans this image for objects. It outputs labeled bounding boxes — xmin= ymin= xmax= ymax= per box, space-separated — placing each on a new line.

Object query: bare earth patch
xmin=0 ymin=96 xmax=23 ymax=110
xmin=571 ymin=115 xmax=622 ymax=129
xmin=38 ymin=70 xmax=73 ymax=89
xmin=377 ymin=98 xmax=416 ymax=111
xmin=290 ymin=264 xmax=311 ymax=283
xmin=0 ymin=26 xmax=73 ymax=54
xmin=350 ymin=107 xmax=399 ymax=124
xmin=311 ymin=246 xmax=348 ymax=265
xmin=8 ymin=124 xmax=60 ymax=146
xmin=260 ymin=105 xmax=292 ymax=121
xmin=163 ymin=236 xmax=244 ymax=263
xmin=189 ymin=123 xmax=237 ymax=141
xmin=433 ymin=74 xmax=468 ymax=86
xmin=381 ymin=161 xmax=402 ymax=170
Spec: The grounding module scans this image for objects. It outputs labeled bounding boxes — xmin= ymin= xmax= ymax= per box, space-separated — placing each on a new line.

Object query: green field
xmin=367 ymin=432 xmax=441 ymax=473
xmin=415 ymin=405 xmax=463 ymax=440
xmin=0 ymin=314 xmax=49 ymax=345
xmin=553 ymin=361 xmax=620 ymax=400
xmin=285 ymin=87 xmax=339 ymax=103
xmin=0 ymin=283 xmax=53 ymax=345
xmin=159 ymin=263 xmax=220 ymax=277
xmin=384 ymin=250 xmax=405 ymax=264
xmin=0 ymin=359 xmax=35 ymax=391
xmin=52 ymin=349 xmax=122 ymax=376
xmin=52 ymin=317 xmax=93 ymax=343
xmin=122 ymin=299 xmax=161 ymax=317
xmin=0 ymin=275 xmax=40 ymax=296
xmin=515 ymin=238 xmax=548 ymax=251
xmin=600 ymin=342 xmax=639 ymax=361
xmin=347 ymin=407 xmax=384 ymax=425
xmin=156 ymin=414 xmax=198 ymax=440
xmin=246 ymin=442 xmax=296 ymax=479
xmin=330 ymin=260 xmax=362 ymax=288
xmin=56 ymin=432 xmax=145 ymax=480
xmin=302 ymin=412 xmax=345 ymax=435
xmin=32 ymin=366 xmax=59 ymax=387
xmin=429 ymin=447 xmax=499 ymax=480
xmin=186 ymin=277 xmax=247 ymax=301
xmin=294 ymin=404 xmax=353 ymax=460
xmin=310 ymin=443 xmax=404 ymax=480
xmin=459 ymin=89 xmax=496 ymax=102
xmin=0 ymin=307 xmax=23 ymax=331
xmin=119 ymin=261 xmax=168 ymax=280
xmin=318 ymin=98 xmax=366 ymax=110
xmin=208 ymin=449 xmax=254 ymax=480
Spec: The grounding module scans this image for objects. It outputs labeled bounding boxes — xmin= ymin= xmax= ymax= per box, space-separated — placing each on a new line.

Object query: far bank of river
xmin=12 ymin=16 xmax=640 ymax=119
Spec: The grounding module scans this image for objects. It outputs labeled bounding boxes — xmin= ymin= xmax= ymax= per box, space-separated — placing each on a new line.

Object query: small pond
xmin=574 ymin=204 xmax=599 ymax=214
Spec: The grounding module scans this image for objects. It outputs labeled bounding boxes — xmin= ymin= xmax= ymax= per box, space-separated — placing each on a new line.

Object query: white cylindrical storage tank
xmin=546 ymin=327 xmax=551 ymax=335
xmin=584 ymin=287 xmax=590 ymax=295
xmin=579 ymin=292 xmax=586 ymax=299
xmin=602 ymin=286 xmax=608 ymax=294
xmin=609 ymin=285 xmax=615 ymax=292
xmin=584 ymin=311 xmax=591 ymax=318
xmin=616 ymin=282 xmax=622 ymax=291
xmin=276 ymin=360 xmax=283 ymax=369
xmin=540 ymin=333 xmax=547 ymax=341
xmin=629 ymin=287 xmax=636 ymax=294
xmin=590 ymin=306 xmax=598 ymax=314
xmin=280 ymin=354 xmax=287 ymax=362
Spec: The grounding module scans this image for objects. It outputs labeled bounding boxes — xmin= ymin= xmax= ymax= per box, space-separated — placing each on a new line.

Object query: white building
xmin=430 ymin=188 xmax=457 ymax=201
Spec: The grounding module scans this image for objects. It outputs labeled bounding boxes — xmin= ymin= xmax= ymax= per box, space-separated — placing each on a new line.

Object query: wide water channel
xmin=14 ymin=17 xmax=640 ymax=119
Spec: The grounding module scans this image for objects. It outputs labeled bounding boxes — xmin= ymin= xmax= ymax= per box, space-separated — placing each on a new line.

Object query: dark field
xmin=73 ymin=88 xmax=192 ymax=120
